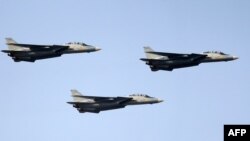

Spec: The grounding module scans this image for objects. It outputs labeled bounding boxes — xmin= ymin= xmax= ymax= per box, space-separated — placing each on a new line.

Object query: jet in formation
xmin=2 ymin=38 xmax=101 ymax=62
xmin=67 ymin=89 xmax=163 ymax=113
xmin=140 ymin=47 xmax=238 ymax=71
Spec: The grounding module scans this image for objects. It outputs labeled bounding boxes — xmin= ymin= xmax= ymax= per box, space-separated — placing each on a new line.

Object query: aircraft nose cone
xmin=158 ymin=99 xmax=164 ymax=103
xmin=233 ymin=56 xmax=239 ymax=60
xmin=95 ymin=48 xmax=101 ymax=51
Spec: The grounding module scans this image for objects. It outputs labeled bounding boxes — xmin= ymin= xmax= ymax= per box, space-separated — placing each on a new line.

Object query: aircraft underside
xmin=150 ymin=61 xmax=200 ymax=71
xmin=76 ymin=103 xmax=126 ymax=113
xmin=9 ymin=51 xmax=62 ymax=62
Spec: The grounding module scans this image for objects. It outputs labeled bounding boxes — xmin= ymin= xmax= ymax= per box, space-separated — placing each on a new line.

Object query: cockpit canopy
xmin=66 ymin=42 xmax=88 ymax=46
xmin=129 ymin=94 xmax=152 ymax=98
xmin=203 ymin=51 xmax=227 ymax=55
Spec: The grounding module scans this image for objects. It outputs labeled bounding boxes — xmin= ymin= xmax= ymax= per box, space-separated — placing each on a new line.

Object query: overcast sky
xmin=0 ymin=0 xmax=249 ymax=141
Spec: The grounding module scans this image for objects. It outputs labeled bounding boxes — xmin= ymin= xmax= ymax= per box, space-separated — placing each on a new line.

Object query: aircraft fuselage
xmin=2 ymin=38 xmax=101 ymax=62
xmin=143 ymin=50 xmax=238 ymax=71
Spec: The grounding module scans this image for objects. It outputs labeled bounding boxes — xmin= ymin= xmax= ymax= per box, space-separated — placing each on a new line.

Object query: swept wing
xmin=146 ymin=51 xmax=207 ymax=61
xmin=72 ymin=95 xmax=132 ymax=103
xmin=7 ymin=43 xmax=69 ymax=52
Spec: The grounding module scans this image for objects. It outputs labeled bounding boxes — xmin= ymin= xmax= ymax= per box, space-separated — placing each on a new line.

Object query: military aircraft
xmin=67 ymin=89 xmax=163 ymax=113
xmin=2 ymin=38 xmax=101 ymax=62
xmin=140 ymin=47 xmax=238 ymax=71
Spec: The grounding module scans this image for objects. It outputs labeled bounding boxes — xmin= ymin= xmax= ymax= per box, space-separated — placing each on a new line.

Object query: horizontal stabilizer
xmin=67 ymin=102 xmax=85 ymax=105
xmin=2 ymin=50 xmax=26 ymax=53
xmin=140 ymin=58 xmax=166 ymax=62
xmin=67 ymin=102 xmax=78 ymax=104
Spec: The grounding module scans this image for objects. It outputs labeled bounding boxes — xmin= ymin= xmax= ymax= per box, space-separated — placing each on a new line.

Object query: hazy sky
xmin=0 ymin=0 xmax=249 ymax=141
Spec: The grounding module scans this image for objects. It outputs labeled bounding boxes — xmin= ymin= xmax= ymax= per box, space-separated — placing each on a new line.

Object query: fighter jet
xmin=2 ymin=38 xmax=101 ymax=62
xmin=140 ymin=47 xmax=238 ymax=71
xmin=67 ymin=89 xmax=163 ymax=113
